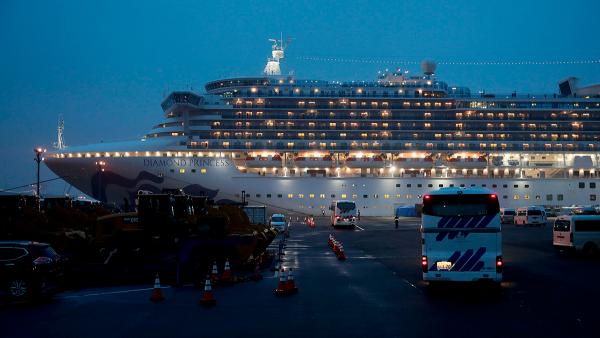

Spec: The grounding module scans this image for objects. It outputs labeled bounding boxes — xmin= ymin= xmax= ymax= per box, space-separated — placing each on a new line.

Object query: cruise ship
xmin=44 ymin=38 xmax=600 ymax=216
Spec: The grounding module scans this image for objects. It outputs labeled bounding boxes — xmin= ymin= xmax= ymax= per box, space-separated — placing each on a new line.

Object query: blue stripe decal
xmin=436 ymin=217 xmax=461 ymax=241
xmin=437 ymin=216 xmax=451 ymax=228
xmin=465 ymin=216 xmax=483 ymax=228
xmin=445 ymin=217 xmax=461 ymax=228
xmin=455 ymin=217 xmax=472 ymax=229
xmin=448 ymin=217 xmax=472 ymax=239
xmin=460 ymin=247 xmax=487 ymax=271
xmin=448 ymin=250 xmax=461 ymax=264
xmin=451 ymin=249 xmax=474 ymax=271
xmin=471 ymin=261 xmax=484 ymax=271
xmin=476 ymin=214 xmax=495 ymax=228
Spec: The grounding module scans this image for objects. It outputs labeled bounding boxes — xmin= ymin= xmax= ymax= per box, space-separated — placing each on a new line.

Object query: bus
xmin=553 ymin=215 xmax=600 ymax=255
xmin=330 ymin=200 xmax=357 ymax=228
xmin=514 ymin=206 xmax=546 ymax=226
xmin=421 ymin=187 xmax=503 ymax=283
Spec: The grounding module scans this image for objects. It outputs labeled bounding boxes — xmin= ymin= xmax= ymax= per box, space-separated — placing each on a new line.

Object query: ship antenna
xmin=263 ymin=34 xmax=293 ymax=76
xmin=54 ymin=114 xmax=66 ymax=150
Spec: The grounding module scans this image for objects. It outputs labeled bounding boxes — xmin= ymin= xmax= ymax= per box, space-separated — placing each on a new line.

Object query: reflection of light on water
xmin=501 ymin=281 xmax=517 ymax=289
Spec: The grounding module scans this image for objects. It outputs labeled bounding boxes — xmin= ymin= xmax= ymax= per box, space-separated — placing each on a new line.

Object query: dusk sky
xmin=1 ymin=0 xmax=599 ymax=196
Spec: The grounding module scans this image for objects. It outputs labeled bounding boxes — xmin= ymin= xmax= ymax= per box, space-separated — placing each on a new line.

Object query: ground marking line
xmin=56 ymin=286 xmax=171 ymax=299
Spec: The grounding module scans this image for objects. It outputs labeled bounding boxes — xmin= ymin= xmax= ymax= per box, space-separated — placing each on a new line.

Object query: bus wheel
xmin=583 ymin=242 xmax=598 ymax=256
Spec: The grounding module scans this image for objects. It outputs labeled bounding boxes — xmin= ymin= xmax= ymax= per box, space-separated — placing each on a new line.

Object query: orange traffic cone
xmin=221 ymin=259 xmax=233 ymax=284
xmin=274 ymin=268 xmax=288 ymax=296
xmin=337 ymin=244 xmax=347 ymax=260
xmin=332 ymin=240 xmax=339 ymax=254
xmin=149 ymin=273 xmax=165 ymax=302
xmin=210 ymin=261 xmax=219 ymax=283
xmin=285 ymin=268 xmax=299 ymax=294
xmin=199 ymin=275 xmax=216 ymax=307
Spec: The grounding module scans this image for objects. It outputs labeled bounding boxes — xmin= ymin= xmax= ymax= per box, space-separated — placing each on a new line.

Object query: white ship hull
xmin=45 ymin=155 xmax=597 ymax=216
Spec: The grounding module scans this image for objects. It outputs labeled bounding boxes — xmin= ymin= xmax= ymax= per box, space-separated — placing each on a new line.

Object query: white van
xmin=421 ymin=187 xmax=503 ymax=283
xmin=330 ymin=200 xmax=357 ymax=228
xmin=500 ymin=208 xmax=516 ymax=224
xmin=269 ymin=213 xmax=288 ymax=232
xmin=553 ymin=215 xmax=600 ymax=255
xmin=514 ymin=206 xmax=546 ymax=226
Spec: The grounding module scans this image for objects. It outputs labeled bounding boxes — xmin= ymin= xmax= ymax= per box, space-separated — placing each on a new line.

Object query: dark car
xmin=0 ymin=241 xmax=64 ymax=300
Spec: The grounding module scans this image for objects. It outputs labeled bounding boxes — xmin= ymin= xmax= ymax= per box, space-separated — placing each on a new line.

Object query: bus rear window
xmin=503 ymin=210 xmax=515 ymax=215
xmin=553 ymin=220 xmax=570 ymax=232
xmin=527 ymin=210 xmax=543 ymax=216
xmin=336 ymin=202 xmax=356 ymax=212
xmin=422 ymin=194 xmax=499 ymax=217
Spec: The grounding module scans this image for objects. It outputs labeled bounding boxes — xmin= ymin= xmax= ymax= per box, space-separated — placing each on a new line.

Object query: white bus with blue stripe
xmin=421 ymin=187 xmax=503 ymax=283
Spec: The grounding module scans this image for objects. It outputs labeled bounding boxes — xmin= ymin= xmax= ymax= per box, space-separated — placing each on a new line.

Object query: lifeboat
xmin=529 ymin=155 xmax=558 ymax=167
xmin=294 ymin=156 xmax=333 ymax=167
xmin=245 ymin=155 xmax=283 ymax=167
xmin=394 ymin=155 xmax=434 ymax=168
xmin=446 ymin=156 xmax=488 ymax=168
xmin=345 ymin=155 xmax=386 ymax=168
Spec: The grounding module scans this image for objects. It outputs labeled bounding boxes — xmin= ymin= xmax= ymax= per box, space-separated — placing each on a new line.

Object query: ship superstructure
xmin=44 ymin=38 xmax=600 ymax=215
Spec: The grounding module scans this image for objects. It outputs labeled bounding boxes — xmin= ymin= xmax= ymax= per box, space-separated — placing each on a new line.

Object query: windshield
xmin=553 ymin=220 xmax=571 ymax=232
xmin=271 ymin=216 xmax=285 ymax=223
xmin=422 ymin=194 xmax=499 ymax=217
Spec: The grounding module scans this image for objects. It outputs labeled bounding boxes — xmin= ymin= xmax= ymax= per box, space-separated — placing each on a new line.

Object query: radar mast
xmin=54 ymin=114 xmax=66 ymax=150
xmin=263 ymin=33 xmax=292 ymax=76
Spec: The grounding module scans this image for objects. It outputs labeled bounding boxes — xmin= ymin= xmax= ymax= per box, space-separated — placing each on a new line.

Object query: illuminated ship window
xmin=309 ymin=194 xmax=315 ymax=199
xmin=352 ymin=194 xmax=357 ymax=199
xmin=287 ymin=194 xmax=293 ymax=199
xmin=514 ymin=195 xmax=520 ymax=200
xmin=201 ymin=168 xmax=207 ymax=174
xmin=298 ymin=194 xmax=304 ymax=199
xmin=341 ymin=194 xmax=347 ymax=199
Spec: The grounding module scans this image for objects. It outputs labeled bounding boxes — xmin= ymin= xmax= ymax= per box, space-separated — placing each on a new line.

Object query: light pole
xmin=33 ymin=147 xmax=46 ymax=198
xmin=95 ymin=161 xmax=106 ymax=202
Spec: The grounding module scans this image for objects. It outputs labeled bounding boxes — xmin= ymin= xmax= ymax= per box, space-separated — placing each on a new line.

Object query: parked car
xmin=0 ymin=241 xmax=64 ymax=300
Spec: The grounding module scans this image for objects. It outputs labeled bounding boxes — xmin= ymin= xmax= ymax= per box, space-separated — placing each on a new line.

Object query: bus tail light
xmin=496 ymin=256 xmax=503 ymax=273
xmin=421 ymin=255 xmax=428 ymax=273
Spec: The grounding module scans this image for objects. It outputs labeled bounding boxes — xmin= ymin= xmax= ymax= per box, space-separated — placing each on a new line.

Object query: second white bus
xmin=330 ymin=200 xmax=357 ymax=228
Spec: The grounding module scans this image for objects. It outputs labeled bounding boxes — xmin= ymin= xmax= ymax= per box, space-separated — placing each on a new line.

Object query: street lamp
xmin=33 ymin=147 xmax=46 ymax=198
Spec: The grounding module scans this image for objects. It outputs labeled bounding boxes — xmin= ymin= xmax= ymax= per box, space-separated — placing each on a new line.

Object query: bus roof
xmin=427 ymin=187 xmax=493 ymax=196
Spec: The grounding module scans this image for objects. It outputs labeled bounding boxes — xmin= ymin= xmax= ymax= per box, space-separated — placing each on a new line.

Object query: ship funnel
xmin=420 ymin=59 xmax=437 ymax=76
